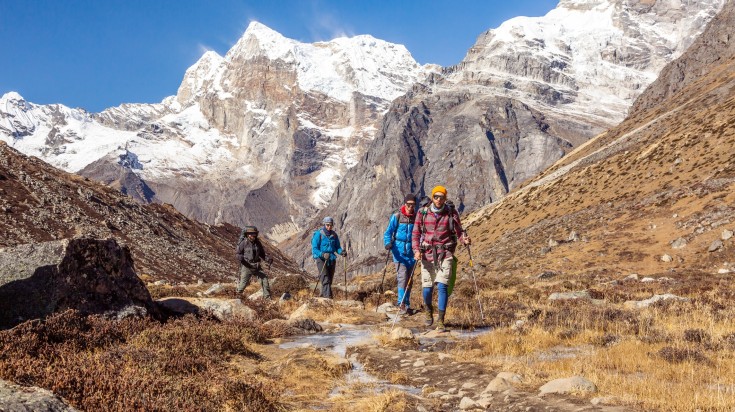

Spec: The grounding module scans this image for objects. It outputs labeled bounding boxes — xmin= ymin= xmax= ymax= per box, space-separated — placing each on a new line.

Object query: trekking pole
xmin=465 ymin=240 xmax=484 ymax=321
xmin=312 ymin=258 xmax=329 ymax=297
xmin=343 ymin=250 xmax=348 ymax=301
xmin=390 ymin=261 xmax=417 ymax=332
xmin=375 ymin=253 xmax=391 ymax=312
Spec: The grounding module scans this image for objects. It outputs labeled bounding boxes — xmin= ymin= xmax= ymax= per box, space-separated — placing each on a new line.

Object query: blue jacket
xmin=383 ymin=208 xmax=415 ymax=266
xmin=312 ymin=227 xmax=344 ymax=262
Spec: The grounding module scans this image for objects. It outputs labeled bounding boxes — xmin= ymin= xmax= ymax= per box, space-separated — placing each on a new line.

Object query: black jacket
xmin=236 ymin=238 xmax=266 ymax=268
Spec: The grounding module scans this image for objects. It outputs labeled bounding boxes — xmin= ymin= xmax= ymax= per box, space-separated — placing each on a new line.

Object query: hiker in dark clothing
xmin=412 ymin=186 xmax=471 ymax=332
xmin=383 ymin=193 xmax=417 ymax=315
xmin=311 ymin=216 xmax=346 ymax=299
xmin=235 ymin=226 xmax=272 ymax=299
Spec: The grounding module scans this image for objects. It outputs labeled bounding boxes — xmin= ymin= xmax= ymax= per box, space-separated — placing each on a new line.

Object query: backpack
xmin=388 ymin=208 xmax=414 ymax=243
xmin=417 ymin=200 xmax=457 ymax=245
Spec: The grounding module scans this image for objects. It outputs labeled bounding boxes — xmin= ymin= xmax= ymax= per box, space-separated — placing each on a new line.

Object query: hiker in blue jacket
xmin=383 ymin=193 xmax=417 ymax=315
xmin=311 ymin=216 xmax=346 ymax=299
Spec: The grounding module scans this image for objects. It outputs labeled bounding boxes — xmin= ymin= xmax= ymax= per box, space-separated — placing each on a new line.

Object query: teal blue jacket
xmin=311 ymin=227 xmax=344 ymax=262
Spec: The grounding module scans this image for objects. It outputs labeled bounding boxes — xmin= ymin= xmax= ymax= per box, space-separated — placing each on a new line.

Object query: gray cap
xmin=323 ymin=216 xmax=334 ymax=224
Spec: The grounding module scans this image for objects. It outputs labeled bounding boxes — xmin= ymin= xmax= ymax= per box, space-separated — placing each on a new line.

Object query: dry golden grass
xmin=330 ymin=389 xmax=409 ymax=412
xmin=459 ymin=289 xmax=735 ymax=411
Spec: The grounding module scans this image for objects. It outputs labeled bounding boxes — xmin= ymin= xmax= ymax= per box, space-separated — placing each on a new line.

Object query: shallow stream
xmin=278 ymin=323 xmax=492 ymax=398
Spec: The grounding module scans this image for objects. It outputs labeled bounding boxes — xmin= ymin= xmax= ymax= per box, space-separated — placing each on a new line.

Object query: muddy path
xmin=268 ymin=302 xmax=634 ymax=411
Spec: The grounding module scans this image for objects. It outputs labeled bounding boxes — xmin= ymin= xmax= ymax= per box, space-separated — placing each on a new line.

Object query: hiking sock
xmin=437 ymin=282 xmax=448 ymax=312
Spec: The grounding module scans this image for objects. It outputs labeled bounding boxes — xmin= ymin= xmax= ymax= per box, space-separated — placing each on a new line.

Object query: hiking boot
xmin=398 ymin=303 xmax=408 ymax=315
xmin=436 ymin=310 xmax=447 ymax=332
xmin=424 ymin=310 xmax=433 ymax=327
xmin=435 ymin=320 xmax=447 ymax=332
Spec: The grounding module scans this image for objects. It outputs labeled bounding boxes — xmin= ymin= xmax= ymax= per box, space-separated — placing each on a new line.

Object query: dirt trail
xmin=268 ymin=303 xmax=634 ymax=411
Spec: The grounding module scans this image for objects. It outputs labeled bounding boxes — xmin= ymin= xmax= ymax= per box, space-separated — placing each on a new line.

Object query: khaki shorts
xmin=420 ymin=258 xmax=452 ymax=287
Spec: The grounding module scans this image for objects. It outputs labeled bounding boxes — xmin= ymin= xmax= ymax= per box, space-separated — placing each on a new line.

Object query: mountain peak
xmin=1 ymin=91 xmax=25 ymax=103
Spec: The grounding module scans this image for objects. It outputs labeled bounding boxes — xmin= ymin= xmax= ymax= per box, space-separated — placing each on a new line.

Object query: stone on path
xmin=459 ymin=396 xmax=478 ymax=410
xmin=484 ymin=377 xmax=514 ymax=393
xmin=539 ymin=376 xmax=597 ymax=396
xmin=156 ymin=297 xmax=256 ymax=321
xmin=389 ymin=327 xmax=414 ymax=341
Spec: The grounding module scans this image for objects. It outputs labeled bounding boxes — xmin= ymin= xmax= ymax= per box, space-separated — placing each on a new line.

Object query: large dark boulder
xmin=0 ymin=238 xmax=159 ymax=329
xmin=0 ymin=379 xmax=79 ymax=412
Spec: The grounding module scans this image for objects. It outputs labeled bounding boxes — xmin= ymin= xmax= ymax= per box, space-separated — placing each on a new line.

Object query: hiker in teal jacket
xmin=311 ymin=216 xmax=346 ymax=299
xmin=383 ymin=193 xmax=417 ymax=314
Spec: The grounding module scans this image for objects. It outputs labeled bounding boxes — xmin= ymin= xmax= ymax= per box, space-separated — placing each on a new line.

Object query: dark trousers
xmin=316 ymin=259 xmax=336 ymax=299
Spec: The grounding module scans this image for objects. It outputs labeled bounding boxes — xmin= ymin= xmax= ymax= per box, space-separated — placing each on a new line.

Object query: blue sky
xmin=0 ymin=1 xmax=558 ymax=112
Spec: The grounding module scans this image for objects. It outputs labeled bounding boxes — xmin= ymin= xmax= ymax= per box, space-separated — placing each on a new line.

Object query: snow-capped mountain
xmin=288 ymin=0 xmax=725 ymax=272
xmin=0 ymin=22 xmax=436 ymax=241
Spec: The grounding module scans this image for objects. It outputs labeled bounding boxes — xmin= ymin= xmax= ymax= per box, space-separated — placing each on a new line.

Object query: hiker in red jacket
xmin=412 ymin=186 xmax=470 ymax=332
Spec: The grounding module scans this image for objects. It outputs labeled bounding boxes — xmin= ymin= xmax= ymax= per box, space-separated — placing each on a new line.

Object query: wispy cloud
xmin=305 ymin=5 xmax=354 ymax=41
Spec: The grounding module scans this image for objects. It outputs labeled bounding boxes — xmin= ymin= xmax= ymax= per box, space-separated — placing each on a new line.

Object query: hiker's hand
xmin=340 ymin=251 xmax=347 ymax=257
xmin=322 ymin=252 xmax=331 ymax=260
xmin=463 ymin=236 xmax=471 ymax=245
xmin=414 ymin=251 xmax=421 ymax=261
xmin=384 ymin=243 xmax=392 ymax=250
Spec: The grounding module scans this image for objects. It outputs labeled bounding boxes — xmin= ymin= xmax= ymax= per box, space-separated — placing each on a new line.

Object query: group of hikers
xmin=234 ymin=185 xmax=471 ymax=332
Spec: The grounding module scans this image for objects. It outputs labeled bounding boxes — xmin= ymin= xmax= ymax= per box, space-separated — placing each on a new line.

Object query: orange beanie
xmin=431 ymin=185 xmax=447 ymax=197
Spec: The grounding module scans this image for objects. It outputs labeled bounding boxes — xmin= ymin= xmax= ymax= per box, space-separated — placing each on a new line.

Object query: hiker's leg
xmin=322 ymin=262 xmax=335 ymax=299
xmin=437 ymin=282 xmax=448 ymax=312
xmin=237 ymin=265 xmax=253 ymax=294
xmin=404 ymin=260 xmax=415 ymax=308
xmin=258 ymin=270 xmax=271 ymax=299
xmin=396 ymin=262 xmax=408 ymax=306
xmin=435 ymin=258 xmax=452 ymax=330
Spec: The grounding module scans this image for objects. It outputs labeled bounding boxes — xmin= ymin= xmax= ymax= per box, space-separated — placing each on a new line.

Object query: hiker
xmin=235 ymin=226 xmax=272 ymax=299
xmin=412 ymin=186 xmax=471 ymax=331
xmin=383 ymin=193 xmax=417 ymax=315
xmin=311 ymin=217 xmax=347 ymax=299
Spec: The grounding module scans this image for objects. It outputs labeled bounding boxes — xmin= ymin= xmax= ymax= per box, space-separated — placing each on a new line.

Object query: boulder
xmin=623 ymin=293 xmax=689 ymax=309
xmin=548 ymin=291 xmax=591 ymax=301
xmin=539 ymin=375 xmax=597 ymax=396
xmin=156 ymin=297 xmax=256 ymax=321
xmin=389 ymin=327 xmax=414 ymax=341
xmin=0 ymin=238 xmax=159 ymax=329
xmin=0 ymin=379 xmax=79 ymax=412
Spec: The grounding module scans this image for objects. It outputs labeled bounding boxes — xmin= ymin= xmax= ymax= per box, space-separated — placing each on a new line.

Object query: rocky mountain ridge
xmin=288 ymin=0 xmax=725 ymax=272
xmin=1 ymin=21 xmax=435 ymax=242
xmin=0 ymin=141 xmax=302 ymax=282
xmin=462 ymin=0 xmax=735 ymax=281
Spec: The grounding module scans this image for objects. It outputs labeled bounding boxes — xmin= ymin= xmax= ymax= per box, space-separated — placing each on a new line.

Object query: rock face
xmin=0 ymin=141 xmax=304 ymax=282
xmin=457 ymin=0 xmax=735 ymax=281
xmin=0 ymin=379 xmax=79 ymax=412
xmin=0 ymin=22 xmax=435 ymax=242
xmin=0 ymin=238 xmax=158 ymax=329
xmin=285 ymin=0 xmax=724 ymax=272
xmin=629 ymin=0 xmax=735 ymax=116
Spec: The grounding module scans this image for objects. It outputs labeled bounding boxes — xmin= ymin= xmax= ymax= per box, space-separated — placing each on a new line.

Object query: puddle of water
xmin=278 ymin=324 xmax=494 ymax=399
xmin=278 ymin=325 xmax=373 ymax=357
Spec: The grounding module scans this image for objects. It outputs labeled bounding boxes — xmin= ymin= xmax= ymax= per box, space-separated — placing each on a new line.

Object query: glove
xmin=384 ymin=243 xmax=392 ymax=250
xmin=340 ymin=251 xmax=347 ymax=257
xmin=322 ymin=252 xmax=331 ymax=260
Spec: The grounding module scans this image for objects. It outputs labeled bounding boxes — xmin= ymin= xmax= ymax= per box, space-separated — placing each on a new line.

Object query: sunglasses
xmin=433 ymin=195 xmax=445 ymax=200
xmin=325 ymin=223 xmax=334 ymax=226
xmin=405 ymin=202 xmax=415 ymax=207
